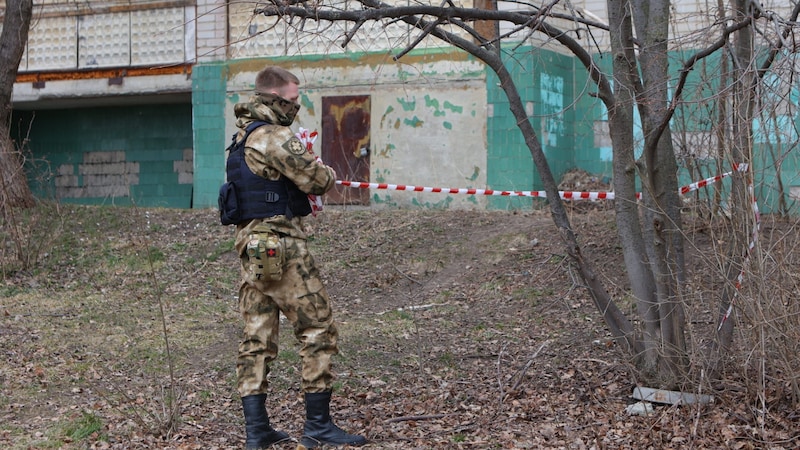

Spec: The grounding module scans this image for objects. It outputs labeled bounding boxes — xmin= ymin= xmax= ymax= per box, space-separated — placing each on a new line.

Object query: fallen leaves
xmin=1 ymin=206 xmax=799 ymax=448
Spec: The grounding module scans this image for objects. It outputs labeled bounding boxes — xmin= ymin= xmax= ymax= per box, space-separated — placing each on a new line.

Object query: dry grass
xmin=1 ymin=203 xmax=798 ymax=449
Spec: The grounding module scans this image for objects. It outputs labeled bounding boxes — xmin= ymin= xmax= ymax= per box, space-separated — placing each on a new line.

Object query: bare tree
xmin=0 ymin=0 xmax=35 ymax=212
xmin=253 ymin=0 xmax=799 ymax=388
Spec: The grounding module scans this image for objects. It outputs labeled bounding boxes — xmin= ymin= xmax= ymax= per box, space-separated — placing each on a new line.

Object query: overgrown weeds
xmin=681 ymin=207 xmax=800 ymax=415
xmin=0 ymin=200 xmax=65 ymax=277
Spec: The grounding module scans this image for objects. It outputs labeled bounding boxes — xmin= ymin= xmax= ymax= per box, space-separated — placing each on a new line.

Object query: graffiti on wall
xmin=540 ymin=73 xmax=564 ymax=148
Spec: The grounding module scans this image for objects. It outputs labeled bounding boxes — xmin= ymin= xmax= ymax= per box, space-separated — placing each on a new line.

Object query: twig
xmin=573 ymin=357 xmax=613 ymax=366
xmin=507 ymin=340 xmax=551 ymax=395
xmin=496 ymin=343 xmax=509 ymax=406
xmin=376 ymin=302 xmax=448 ymax=315
xmin=188 ymin=259 xmax=209 ymax=277
xmin=394 ymin=267 xmax=423 ymax=285
xmin=393 ymin=17 xmax=443 ymax=60
xmin=342 ymin=19 xmax=367 ymax=47
xmin=692 ymin=369 xmax=705 ymax=439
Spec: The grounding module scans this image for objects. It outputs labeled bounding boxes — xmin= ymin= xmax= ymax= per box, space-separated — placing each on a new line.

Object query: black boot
xmin=242 ymin=394 xmax=291 ymax=449
xmin=301 ymin=391 xmax=367 ymax=448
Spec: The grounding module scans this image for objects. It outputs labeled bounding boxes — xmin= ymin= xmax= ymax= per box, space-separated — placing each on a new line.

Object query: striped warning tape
xmin=336 ymin=163 xmax=749 ymax=200
xmin=718 ymin=180 xmax=761 ymax=331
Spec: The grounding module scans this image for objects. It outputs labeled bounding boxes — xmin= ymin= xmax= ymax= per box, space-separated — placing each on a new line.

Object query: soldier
xmin=224 ymin=66 xmax=366 ymax=449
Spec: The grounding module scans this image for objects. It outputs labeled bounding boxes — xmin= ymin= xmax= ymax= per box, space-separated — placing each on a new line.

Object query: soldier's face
xmin=274 ymin=83 xmax=300 ymax=104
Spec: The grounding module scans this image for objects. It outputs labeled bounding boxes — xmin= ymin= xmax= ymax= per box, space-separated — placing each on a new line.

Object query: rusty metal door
xmin=321 ymin=95 xmax=371 ymax=205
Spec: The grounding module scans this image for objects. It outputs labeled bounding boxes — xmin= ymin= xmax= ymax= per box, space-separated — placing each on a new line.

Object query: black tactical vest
xmin=223 ymin=121 xmax=312 ymax=223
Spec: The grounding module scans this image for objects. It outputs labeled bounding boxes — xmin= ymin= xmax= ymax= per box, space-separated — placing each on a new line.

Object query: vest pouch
xmin=245 ymin=230 xmax=284 ymax=282
xmin=219 ymin=182 xmax=240 ymax=225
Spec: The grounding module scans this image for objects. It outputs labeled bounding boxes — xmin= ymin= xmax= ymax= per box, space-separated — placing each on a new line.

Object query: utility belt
xmin=244 ymin=225 xmax=285 ymax=282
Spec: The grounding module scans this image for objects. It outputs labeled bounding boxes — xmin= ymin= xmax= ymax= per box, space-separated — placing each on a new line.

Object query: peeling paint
xmin=404 ymin=117 xmax=424 ymax=128
xmin=15 ymin=63 xmax=192 ymax=83
xmin=425 ymin=95 xmax=439 ymax=109
xmin=424 ymin=95 xmax=445 ymax=117
xmin=443 ymin=101 xmax=463 ymax=114
xmin=443 ymin=122 xmax=452 ymax=130
xmin=378 ymin=143 xmax=395 ymax=158
xmin=380 ymin=105 xmax=395 ymax=128
xmin=411 ymin=196 xmax=453 ymax=209
xmin=397 ymin=97 xmax=416 ymax=112
xmin=375 ymin=169 xmax=390 ymax=183
xmin=371 ymin=193 xmax=397 ymax=207
xmin=301 ymin=94 xmax=315 ymax=116
xmin=468 ymin=166 xmax=480 ymax=181
xmin=424 ymin=95 xmax=464 ymax=118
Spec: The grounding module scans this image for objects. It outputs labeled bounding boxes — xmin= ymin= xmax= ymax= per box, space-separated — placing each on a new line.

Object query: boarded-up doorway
xmin=321 ymin=95 xmax=371 ymax=205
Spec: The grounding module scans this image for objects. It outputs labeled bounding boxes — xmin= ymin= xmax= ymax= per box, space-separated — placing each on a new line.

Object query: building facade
xmin=6 ymin=0 xmax=800 ymax=212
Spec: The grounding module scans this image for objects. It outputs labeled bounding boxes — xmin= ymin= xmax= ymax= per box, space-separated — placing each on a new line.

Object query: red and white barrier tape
xmin=718 ymin=180 xmax=761 ymax=331
xmin=296 ymin=128 xmax=324 ymax=216
xmin=336 ymin=163 xmax=748 ymax=200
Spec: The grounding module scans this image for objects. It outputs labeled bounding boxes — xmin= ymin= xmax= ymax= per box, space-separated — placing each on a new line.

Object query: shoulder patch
xmin=283 ymin=137 xmax=307 ymax=155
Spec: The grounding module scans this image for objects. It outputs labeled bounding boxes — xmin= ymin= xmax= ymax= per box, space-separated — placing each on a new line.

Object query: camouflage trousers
xmin=235 ymin=228 xmax=339 ymax=397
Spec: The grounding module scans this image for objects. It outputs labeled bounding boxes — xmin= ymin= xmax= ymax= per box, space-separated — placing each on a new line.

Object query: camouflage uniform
xmin=232 ymin=93 xmax=339 ymax=397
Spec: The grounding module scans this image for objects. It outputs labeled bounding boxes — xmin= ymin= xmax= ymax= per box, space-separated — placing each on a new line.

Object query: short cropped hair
xmin=255 ymin=66 xmax=300 ymax=94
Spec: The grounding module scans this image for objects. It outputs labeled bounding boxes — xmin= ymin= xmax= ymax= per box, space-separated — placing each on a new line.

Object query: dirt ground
xmin=1 ymin=204 xmax=798 ymax=449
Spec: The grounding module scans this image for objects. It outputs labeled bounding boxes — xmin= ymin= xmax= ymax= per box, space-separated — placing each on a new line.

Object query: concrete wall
xmin=10 ymin=0 xmax=800 ymax=213
xmin=196 ymin=49 xmax=489 ymax=210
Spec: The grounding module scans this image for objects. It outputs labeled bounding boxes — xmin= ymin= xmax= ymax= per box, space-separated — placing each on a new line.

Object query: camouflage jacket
xmin=231 ymin=94 xmax=336 ymax=240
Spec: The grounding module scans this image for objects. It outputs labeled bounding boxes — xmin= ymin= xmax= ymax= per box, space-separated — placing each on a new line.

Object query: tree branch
xmin=644 ymin=16 xmax=754 ymax=163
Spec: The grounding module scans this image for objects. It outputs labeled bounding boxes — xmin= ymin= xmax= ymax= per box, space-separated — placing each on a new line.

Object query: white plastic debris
xmin=632 ymin=386 xmax=714 ymax=405
xmin=625 ymin=401 xmax=654 ymax=416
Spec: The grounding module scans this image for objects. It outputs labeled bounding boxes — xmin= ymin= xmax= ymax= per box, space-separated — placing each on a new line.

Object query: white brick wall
xmin=195 ymin=0 xmax=227 ymax=61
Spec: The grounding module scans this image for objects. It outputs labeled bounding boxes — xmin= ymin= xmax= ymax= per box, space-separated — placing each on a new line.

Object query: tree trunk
xmin=606 ymin=0 xmax=661 ymax=381
xmin=632 ymin=0 xmax=689 ymax=387
xmin=0 ymin=0 xmax=35 ymax=213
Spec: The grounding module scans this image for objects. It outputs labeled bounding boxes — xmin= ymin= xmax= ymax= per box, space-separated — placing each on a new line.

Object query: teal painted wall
xmin=191 ymin=63 xmax=228 ymax=209
xmin=486 ymin=46 xmax=603 ymax=210
xmin=16 ymin=104 xmax=193 ymax=207
xmin=574 ymin=54 xmax=613 ymax=178
xmin=485 ymin=46 xmax=800 ymax=214
xmin=485 ymin=49 xmax=537 ymax=210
